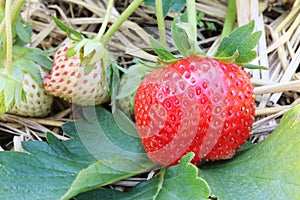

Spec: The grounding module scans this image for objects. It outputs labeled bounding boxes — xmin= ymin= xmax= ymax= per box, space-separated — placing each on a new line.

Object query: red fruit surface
xmin=134 ymin=56 xmax=255 ymax=166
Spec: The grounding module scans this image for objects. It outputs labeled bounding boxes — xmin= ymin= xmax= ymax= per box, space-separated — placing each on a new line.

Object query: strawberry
xmin=0 ymin=44 xmax=53 ymax=117
xmin=134 ymin=56 xmax=255 ymax=166
xmin=0 ymin=3 xmax=54 ymax=117
xmin=44 ymin=0 xmax=144 ymax=106
xmin=8 ymin=69 xmax=53 ymax=117
xmin=116 ymin=61 xmax=158 ymax=117
xmin=117 ymin=73 xmax=136 ymax=117
xmin=43 ymin=39 xmax=110 ymax=106
xmin=133 ymin=14 xmax=263 ymax=167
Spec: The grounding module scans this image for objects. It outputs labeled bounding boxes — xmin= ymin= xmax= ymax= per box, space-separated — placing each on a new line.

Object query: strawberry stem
xmin=155 ymin=0 xmax=167 ymax=47
xmin=0 ymin=0 xmax=25 ymax=36
xmin=102 ymin=0 xmax=143 ymax=44
xmin=221 ymin=0 xmax=237 ymax=39
xmin=95 ymin=0 xmax=114 ymax=41
xmin=4 ymin=0 xmax=12 ymax=75
xmin=0 ymin=0 xmax=5 ymax=11
xmin=186 ymin=0 xmax=197 ymax=43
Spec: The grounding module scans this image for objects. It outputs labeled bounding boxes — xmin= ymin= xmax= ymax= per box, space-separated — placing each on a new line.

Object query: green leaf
xmin=62 ymin=157 xmax=151 ymax=199
xmin=170 ymin=0 xmax=186 ymax=12
xmin=0 ymin=132 xmax=93 ymax=200
xmin=199 ymin=105 xmax=300 ymax=200
xmin=52 ymin=16 xmax=82 ymax=40
xmin=0 ymin=107 xmax=155 ymax=199
xmin=76 ymin=153 xmax=211 ymax=200
xmin=215 ymin=20 xmax=262 ymax=65
xmin=15 ymin=18 xmax=32 ymax=44
xmin=113 ymin=108 xmax=139 ymax=137
xmin=149 ymin=36 xmax=178 ymax=61
xmin=172 ymin=16 xmax=191 ymax=57
xmin=144 ymin=0 xmax=185 ymax=17
xmin=77 ymin=107 xmax=151 ymax=161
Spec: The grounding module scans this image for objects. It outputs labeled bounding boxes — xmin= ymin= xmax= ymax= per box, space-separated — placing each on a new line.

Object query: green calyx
xmin=214 ymin=20 xmax=266 ymax=69
xmin=147 ymin=0 xmax=265 ymax=70
xmin=0 ymin=74 xmax=19 ymax=114
xmin=0 ymin=45 xmax=52 ymax=114
xmin=0 ymin=0 xmax=52 ymax=114
xmin=52 ymin=0 xmax=144 ymax=73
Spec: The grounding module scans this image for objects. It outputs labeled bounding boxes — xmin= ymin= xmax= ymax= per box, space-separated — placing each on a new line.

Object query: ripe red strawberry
xmin=134 ymin=56 xmax=255 ymax=166
xmin=43 ymin=39 xmax=110 ymax=106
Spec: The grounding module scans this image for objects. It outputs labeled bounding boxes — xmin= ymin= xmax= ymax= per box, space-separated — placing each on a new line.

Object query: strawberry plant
xmin=0 ymin=0 xmax=53 ymax=117
xmin=133 ymin=0 xmax=264 ymax=166
xmin=43 ymin=0 xmax=144 ymax=106
xmin=0 ymin=0 xmax=299 ymax=199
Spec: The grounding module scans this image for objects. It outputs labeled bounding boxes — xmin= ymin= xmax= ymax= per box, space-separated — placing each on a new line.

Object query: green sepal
xmin=66 ymin=46 xmax=76 ymax=58
xmin=25 ymin=47 xmax=52 ymax=70
xmin=83 ymin=64 xmax=94 ymax=75
xmin=172 ymin=16 xmax=191 ymax=57
xmin=149 ymin=36 xmax=178 ymax=61
xmin=16 ymin=59 xmax=43 ymax=85
xmin=240 ymin=63 xmax=268 ymax=70
xmin=21 ymin=89 xmax=26 ymax=101
xmin=214 ymin=50 xmax=239 ymax=63
xmin=15 ymin=17 xmax=32 ymax=45
xmin=83 ymin=40 xmax=104 ymax=57
xmin=176 ymin=22 xmax=203 ymax=55
xmin=12 ymin=45 xmax=51 ymax=85
xmin=115 ymin=62 xmax=156 ymax=99
xmin=215 ymin=20 xmax=262 ymax=65
xmin=0 ymin=74 xmax=20 ymax=112
xmin=52 ymin=16 xmax=83 ymax=41
xmin=14 ymin=83 xmax=23 ymax=106
xmin=72 ymin=38 xmax=106 ymax=70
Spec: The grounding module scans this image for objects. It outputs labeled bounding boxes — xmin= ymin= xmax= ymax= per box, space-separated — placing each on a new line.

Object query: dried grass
xmin=0 ymin=0 xmax=299 ymax=153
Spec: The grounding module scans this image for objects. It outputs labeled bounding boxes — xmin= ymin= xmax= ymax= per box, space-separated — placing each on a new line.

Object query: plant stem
xmin=221 ymin=0 xmax=237 ymax=39
xmin=0 ymin=0 xmax=25 ymax=37
xmin=5 ymin=0 xmax=12 ymax=75
xmin=102 ymin=0 xmax=143 ymax=44
xmin=155 ymin=0 xmax=167 ymax=47
xmin=95 ymin=0 xmax=114 ymax=41
xmin=186 ymin=0 xmax=197 ymax=43
xmin=0 ymin=0 xmax=5 ymax=11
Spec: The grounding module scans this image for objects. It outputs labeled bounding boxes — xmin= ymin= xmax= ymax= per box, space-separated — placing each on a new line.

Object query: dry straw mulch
xmin=0 ymin=0 xmax=299 ymax=152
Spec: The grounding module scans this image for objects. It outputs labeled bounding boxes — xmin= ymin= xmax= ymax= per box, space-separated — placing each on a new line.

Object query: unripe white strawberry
xmin=8 ymin=70 xmax=53 ymax=117
xmin=116 ymin=62 xmax=158 ymax=117
xmin=43 ymin=39 xmax=110 ymax=106
xmin=117 ymin=73 xmax=136 ymax=117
